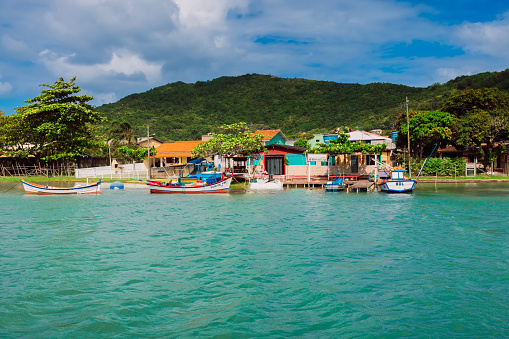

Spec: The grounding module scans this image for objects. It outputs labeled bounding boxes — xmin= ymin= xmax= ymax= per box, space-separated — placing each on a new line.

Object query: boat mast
xmin=406 ymin=97 xmax=411 ymax=178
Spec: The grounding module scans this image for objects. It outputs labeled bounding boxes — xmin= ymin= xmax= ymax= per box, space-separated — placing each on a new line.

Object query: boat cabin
xmin=391 ymin=170 xmax=406 ymax=180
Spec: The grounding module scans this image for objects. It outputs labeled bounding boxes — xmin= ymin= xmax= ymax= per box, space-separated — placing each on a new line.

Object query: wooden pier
xmin=347 ymin=180 xmax=375 ymax=192
xmin=283 ymin=179 xmax=327 ymax=188
xmin=282 ymin=178 xmax=377 ymax=191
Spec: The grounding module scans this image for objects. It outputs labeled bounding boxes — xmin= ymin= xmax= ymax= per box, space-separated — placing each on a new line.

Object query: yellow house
xmin=150 ymin=140 xmax=205 ymax=168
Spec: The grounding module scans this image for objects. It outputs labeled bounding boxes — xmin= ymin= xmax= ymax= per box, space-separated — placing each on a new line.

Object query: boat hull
xmin=325 ymin=178 xmax=346 ymax=192
xmin=325 ymin=184 xmax=346 ymax=191
xmin=379 ymin=179 xmax=415 ymax=193
xmin=149 ymin=176 xmax=232 ymax=194
xmin=250 ymin=179 xmax=283 ymax=190
xmin=22 ymin=180 xmax=101 ymax=195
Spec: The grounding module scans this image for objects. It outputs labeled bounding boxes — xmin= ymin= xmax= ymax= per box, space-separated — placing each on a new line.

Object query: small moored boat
xmin=22 ymin=179 xmax=102 ymax=195
xmin=325 ymin=177 xmax=347 ymax=192
xmin=378 ymin=168 xmax=415 ymax=193
xmin=148 ymin=175 xmax=233 ymax=194
xmin=250 ymin=178 xmax=283 ymax=190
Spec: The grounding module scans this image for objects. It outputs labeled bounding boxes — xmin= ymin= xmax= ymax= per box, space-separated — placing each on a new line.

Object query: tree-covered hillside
xmin=96 ymin=70 xmax=509 ymax=141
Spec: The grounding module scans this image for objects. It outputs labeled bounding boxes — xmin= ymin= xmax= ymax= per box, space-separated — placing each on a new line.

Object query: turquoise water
xmin=1 ymin=182 xmax=508 ymax=337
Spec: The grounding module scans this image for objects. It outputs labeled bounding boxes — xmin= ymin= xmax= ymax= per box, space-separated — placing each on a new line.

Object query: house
xmin=147 ymin=140 xmax=205 ymax=178
xmin=437 ymin=144 xmax=509 ymax=175
xmin=220 ymin=130 xmax=291 ymax=178
xmin=222 ymin=144 xmax=308 ymax=179
xmin=137 ymin=137 xmax=164 ymax=149
xmin=257 ymin=144 xmax=308 ymax=176
xmin=252 ymin=129 xmax=288 ymax=146
xmin=347 ymin=130 xmax=396 ymax=149
xmin=151 ymin=140 xmax=205 ymax=167
xmin=308 ymin=134 xmax=339 ymax=148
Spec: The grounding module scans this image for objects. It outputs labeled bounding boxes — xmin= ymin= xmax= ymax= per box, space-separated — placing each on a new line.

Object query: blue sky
xmin=1 ymin=0 xmax=509 ymax=115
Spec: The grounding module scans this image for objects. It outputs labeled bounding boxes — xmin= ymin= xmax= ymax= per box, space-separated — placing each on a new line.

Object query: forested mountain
xmin=96 ymin=70 xmax=509 ymax=141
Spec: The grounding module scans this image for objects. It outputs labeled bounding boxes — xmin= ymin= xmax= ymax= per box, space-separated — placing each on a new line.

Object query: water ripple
xmin=0 ymin=183 xmax=508 ymax=337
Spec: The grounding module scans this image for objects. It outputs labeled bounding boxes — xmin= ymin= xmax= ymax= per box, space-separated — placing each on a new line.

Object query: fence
xmin=0 ymin=164 xmax=75 ymax=177
xmin=75 ymin=163 xmax=148 ymax=180
xmin=150 ymin=164 xmax=194 ymax=179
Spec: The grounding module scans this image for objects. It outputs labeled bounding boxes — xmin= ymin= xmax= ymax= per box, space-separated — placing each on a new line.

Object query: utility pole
xmin=147 ymin=126 xmax=150 ymax=180
xmin=406 ymin=97 xmax=411 ymax=178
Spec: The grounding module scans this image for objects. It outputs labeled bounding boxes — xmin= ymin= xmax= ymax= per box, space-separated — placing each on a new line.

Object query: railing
xmin=0 ymin=165 xmax=75 ymax=177
xmin=76 ymin=168 xmax=148 ymax=180
xmin=150 ymin=163 xmax=194 ymax=179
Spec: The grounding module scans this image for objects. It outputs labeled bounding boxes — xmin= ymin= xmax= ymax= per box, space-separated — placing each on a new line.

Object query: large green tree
xmin=398 ymin=110 xmax=453 ymax=160
xmin=13 ymin=77 xmax=104 ymax=161
xmin=442 ymin=88 xmax=509 ymax=171
xmin=192 ymin=122 xmax=265 ymax=158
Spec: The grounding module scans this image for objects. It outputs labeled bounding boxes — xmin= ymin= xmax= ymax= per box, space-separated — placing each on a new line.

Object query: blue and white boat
xmin=325 ymin=177 xmax=347 ymax=191
xmin=378 ymin=168 xmax=415 ymax=193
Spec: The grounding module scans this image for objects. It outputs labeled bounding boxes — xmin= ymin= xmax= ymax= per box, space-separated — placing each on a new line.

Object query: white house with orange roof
xmin=347 ymin=130 xmax=396 ymax=149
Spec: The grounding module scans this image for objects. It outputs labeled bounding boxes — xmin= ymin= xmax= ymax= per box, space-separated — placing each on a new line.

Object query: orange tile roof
xmin=252 ymin=130 xmax=281 ymax=141
xmin=155 ymin=140 xmax=204 ymax=158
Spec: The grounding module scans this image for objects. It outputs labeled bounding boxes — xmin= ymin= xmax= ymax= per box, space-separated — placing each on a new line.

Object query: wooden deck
xmin=283 ymin=179 xmax=327 ymax=188
xmin=347 ymin=180 xmax=375 ymax=192
xmin=282 ymin=178 xmax=376 ymax=191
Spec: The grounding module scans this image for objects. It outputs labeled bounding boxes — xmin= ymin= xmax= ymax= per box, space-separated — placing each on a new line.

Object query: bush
xmin=411 ymin=157 xmax=466 ymax=176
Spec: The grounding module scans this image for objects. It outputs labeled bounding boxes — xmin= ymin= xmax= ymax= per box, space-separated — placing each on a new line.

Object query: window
xmin=366 ymin=154 xmax=380 ymax=165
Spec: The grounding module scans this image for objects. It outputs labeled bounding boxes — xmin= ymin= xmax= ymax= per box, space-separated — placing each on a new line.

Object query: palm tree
xmin=107 ymin=121 xmax=137 ymax=146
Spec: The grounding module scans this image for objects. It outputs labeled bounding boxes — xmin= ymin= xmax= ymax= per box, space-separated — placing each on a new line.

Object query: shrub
xmin=411 ymin=157 xmax=466 ymax=176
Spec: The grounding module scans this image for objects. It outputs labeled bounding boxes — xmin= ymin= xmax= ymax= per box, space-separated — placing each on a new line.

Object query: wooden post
xmin=406 ymin=97 xmax=412 ymax=178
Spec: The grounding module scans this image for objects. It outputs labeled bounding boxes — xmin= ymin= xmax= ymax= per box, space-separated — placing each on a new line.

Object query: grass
xmin=416 ymin=174 xmax=509 ymax=180
xmin=0 ymin=176 xmax=143 ymax=184
xmin=2 ymin=174 xmax=509 ymax=184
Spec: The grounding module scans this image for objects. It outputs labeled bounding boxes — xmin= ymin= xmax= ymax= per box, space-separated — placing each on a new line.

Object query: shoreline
xmin=417 ymin=178 xmax=509 ymax=183
xmin=3 ymin=176 xmax=509 ymax=185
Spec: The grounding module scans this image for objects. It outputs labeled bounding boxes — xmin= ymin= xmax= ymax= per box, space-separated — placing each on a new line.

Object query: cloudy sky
xmin=1 ymin=0 xmax=509 ymax=114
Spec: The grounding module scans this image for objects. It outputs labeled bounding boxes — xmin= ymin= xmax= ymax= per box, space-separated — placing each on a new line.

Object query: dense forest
xmin=96 ymin=69 xmax=509 ymax=141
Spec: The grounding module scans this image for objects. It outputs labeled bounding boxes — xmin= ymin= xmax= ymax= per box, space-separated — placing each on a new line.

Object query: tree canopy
xmin=307 ymin=133 xmax=387 ymax=154
xmin=8 ymin=77 xmax=104 ymax=162
xmin=117 ymin=145 xmax=155 ymax=165
xmin=442 ymin=88 xmax=509 ymax=171
xmin=398 ymin=110 xmax=453 ymax=160
xmin=191 ymin=122 xmax=265 ymax=158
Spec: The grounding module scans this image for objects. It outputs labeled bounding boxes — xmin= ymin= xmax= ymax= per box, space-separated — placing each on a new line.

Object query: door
xmin=265 ymin=156 xmax=285 ymax=175
xmin=350 ymin=154 xmax=358 ymax=173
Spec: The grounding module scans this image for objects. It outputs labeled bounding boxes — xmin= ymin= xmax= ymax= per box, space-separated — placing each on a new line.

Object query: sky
xmin=1 ymin=0 xmax=509 ymax=115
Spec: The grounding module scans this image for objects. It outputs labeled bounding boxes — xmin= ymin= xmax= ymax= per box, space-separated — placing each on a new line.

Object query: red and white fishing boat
xmin=147 ymin=175 xmax=233 ymax=194
xmin=22 ymin=179 xmax=102 ymax=195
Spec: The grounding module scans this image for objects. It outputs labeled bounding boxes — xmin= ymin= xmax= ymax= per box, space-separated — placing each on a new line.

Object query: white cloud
xmin=39 ymin=49 xmax=163 ymax=84
xmin=436 ymin=67 xmax=472 ymax=83
xmin=174 ymin=0 xmax=248 ymax=29
xmin=92 ymin=92 xmax=118 ymax=106
xmin=2 ymin=0 xmax=509 ymax=112
xmin=0 ymin=81 xmax=13 ymax=96
xmin=454 ymin=11 xmax=509 ymax=56
xmin=1 ymin=34 xmax=33 ymax=57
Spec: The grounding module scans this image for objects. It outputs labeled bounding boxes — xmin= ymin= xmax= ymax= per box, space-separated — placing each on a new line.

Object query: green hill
xmin=96 ymin=70 xmax=509 ymax=141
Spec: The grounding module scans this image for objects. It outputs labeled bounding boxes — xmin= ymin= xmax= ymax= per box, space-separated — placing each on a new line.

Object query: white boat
xmin=148 ymin=176 xmax=233 ymax=194
xmin=22 ymin=179 xmax=101 ymax=195
xmin=250 ymin=178 xmax=283 ymax=190
xmin=325 ymin=177 xmax=347 ymax=191
xmin=378 ymin=169 xmax=415 ymax=193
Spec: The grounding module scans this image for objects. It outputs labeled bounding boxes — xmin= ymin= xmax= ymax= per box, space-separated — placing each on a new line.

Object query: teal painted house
xmin=253 ymin=130 xmax=288 ymax=146
xmin=309 ymin=134 xmax=339 ymax=148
